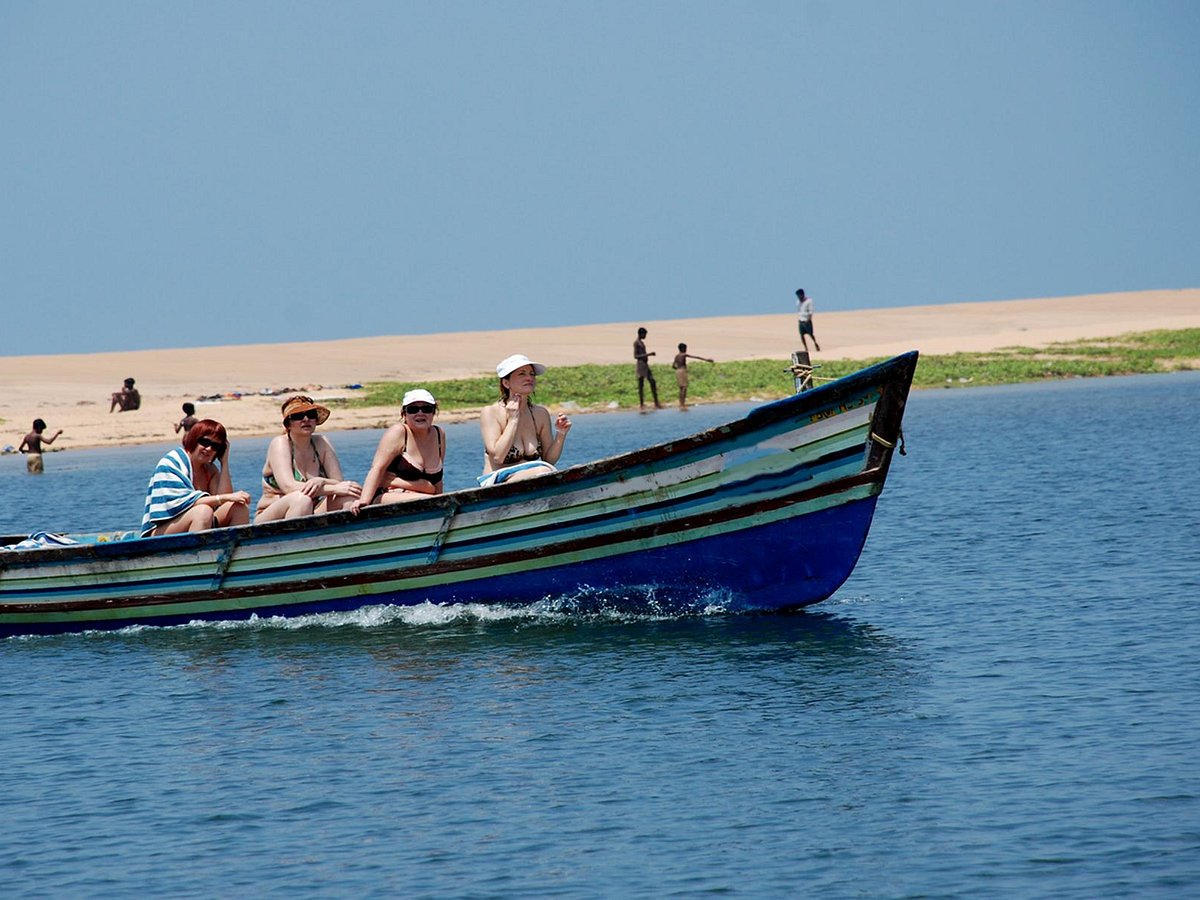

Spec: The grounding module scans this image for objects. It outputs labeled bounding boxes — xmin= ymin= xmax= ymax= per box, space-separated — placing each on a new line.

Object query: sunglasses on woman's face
xmin=197 ymin=437 xmax=226 ymax=454
xmin=287 ymin=410 xmax=320 ymax=423
xmin=404 ymin=404 xmax=436 ymax=415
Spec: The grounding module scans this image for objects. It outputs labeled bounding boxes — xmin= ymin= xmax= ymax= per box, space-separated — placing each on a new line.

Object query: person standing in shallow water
xmin=634 ymin=327 xmax=663 ymax=409
xmin=19 ymin=419 xmax=62 ymax=474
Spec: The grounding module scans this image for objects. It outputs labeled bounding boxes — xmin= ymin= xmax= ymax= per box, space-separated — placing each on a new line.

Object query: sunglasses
xmin=197 ymin=437 xmax=226 ymax=454
xmin=286 ymin=409 xmax=321 ymax=423
xmin=404 ymin=404 xmax=437 ymax=415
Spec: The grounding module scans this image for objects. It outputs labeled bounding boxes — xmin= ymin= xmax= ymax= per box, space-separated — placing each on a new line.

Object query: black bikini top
xmin=387 ymin=426 xmax=443 ymax=485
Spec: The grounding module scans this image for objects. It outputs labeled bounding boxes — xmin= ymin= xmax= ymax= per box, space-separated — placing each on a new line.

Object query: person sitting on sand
xmin=478 ymin=354 xmax=572 ymax=486
xmin=350 ymin=389 xmax=447 ymax=513
xmin=19 ymin=418 xmax=62 ymax=474
xmin=110 ymin=377 xmax=141 ymax=412
xmin=173 ymin=402 xmax=198 ymax=435
xmin=141 ymin=419 xmax=251 ymax=536
xmin=256 ymin=395 xmax=361 ymax=522
xmin=671 ymin=343 xmax=714 ymax=408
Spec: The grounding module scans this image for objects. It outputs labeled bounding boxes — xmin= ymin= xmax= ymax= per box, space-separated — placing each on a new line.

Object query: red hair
xmin=182 ymin=419 xmax=228 ymax=453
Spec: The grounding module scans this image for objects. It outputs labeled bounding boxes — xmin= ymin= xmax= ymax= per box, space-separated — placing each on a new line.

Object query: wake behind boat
xmin=0 ymin=352 xmax=918 ymax=637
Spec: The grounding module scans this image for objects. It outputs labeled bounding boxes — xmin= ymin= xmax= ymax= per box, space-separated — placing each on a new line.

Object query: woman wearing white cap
xmin=350 ymin=389 xmax=447 ymax=512
xmin=478 ymin=354 xmax=572 ymax=486
xmin=255 ymin=395 xmax=362 ymax=522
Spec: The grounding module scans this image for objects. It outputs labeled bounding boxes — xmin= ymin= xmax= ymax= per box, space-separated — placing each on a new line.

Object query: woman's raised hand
xmin=505 ymin=393 xmax=527 ymax=416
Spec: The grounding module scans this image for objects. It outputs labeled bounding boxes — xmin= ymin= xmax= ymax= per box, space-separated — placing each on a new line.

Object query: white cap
xmin=496 ymin=354 xmax=547 ymax=378
xmin=401 ymin=389 xmax=437 ymax=408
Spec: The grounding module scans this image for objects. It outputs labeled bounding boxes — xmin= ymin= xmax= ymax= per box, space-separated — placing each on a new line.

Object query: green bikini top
xmin=263 ymin=437 xmax=328 ymax=492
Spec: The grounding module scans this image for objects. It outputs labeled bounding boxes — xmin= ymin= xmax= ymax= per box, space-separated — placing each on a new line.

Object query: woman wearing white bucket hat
xmin=478 ymin=354 xmax=572 ymax=487
xmin=350 ymin=388 xmax=447 ymax=512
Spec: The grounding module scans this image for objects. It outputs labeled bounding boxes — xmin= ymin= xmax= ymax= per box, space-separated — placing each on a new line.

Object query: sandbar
xmin=2 ymin=288 xmax=1196 ymax=452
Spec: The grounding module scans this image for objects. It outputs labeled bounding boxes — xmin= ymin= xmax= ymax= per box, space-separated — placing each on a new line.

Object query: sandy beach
xmin=3 ymin=288 xmax=1197 ymax=452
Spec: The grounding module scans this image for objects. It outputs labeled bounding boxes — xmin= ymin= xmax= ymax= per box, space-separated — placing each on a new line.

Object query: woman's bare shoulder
xmin=374 ymin=423 xmax=407 ymax=450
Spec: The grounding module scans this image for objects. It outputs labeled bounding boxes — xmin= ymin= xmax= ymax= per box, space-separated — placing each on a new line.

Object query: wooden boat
xmin=0 ymin=352 xmax=918 ymax=637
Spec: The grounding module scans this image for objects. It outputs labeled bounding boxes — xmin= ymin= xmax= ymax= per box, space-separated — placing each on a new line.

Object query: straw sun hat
xmin=280 ymin=395 xmax=331 ymax=426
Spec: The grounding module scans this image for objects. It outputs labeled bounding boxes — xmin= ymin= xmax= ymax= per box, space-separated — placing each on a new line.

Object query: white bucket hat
xmin=401 ymin=389 xmax=437 ymax=409
xmin=496 ymin=354 xmax=547 ymax=379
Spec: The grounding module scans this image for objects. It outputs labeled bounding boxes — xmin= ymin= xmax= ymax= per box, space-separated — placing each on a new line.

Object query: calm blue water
xmin=2 ymin=375 xmax=1198 ymax=897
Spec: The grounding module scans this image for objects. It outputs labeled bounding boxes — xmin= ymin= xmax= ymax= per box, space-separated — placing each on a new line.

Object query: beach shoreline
xmin=2 ymin=288 xmax=1197 ymax=453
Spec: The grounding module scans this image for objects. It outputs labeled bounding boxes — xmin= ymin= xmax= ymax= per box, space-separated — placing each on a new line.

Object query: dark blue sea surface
xmin=2 ymin=374 xmax=1198 ymax=897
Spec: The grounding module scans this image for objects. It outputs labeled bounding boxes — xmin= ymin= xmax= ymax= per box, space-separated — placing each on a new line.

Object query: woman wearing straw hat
xmin=350 ymin=388 xmax=447 ymax=513
xmin=478 ymin=354 xmax=572 ymax=487
xmin=255 ymin=395 xmax=361 ymax=522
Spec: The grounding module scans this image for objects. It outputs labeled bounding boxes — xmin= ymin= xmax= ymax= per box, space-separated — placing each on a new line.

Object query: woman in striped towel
xmin=141 ymin=420 xmax=251 ymax=537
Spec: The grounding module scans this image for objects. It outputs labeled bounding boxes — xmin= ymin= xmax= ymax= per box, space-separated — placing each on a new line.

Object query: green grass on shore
xmin=348 ymin=328 xmax=1200 ymax=414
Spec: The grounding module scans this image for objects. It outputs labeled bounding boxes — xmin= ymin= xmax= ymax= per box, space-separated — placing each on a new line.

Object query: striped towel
xmin=141 ymin=448 xmax=206 ymax=536
xmin=476 ymin=460 xmax=556 ymax=487
xmin=1 ymin=532 xmax=79 ymax=552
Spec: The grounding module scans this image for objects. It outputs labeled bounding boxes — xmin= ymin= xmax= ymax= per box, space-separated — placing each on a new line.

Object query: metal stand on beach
xmin=790 ymin=350 xmax=815 ymax=392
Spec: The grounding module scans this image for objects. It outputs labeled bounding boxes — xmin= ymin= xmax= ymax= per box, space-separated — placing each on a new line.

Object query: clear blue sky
xmin=2 ymin=0 xmax=1197 ymax=355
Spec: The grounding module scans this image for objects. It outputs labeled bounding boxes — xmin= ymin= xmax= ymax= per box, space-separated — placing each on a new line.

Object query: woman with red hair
xmin=141 ymin=419 xmax=251 ymax=536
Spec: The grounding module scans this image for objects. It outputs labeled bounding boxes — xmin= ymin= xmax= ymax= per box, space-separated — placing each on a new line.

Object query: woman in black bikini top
xmin=385 ymin=428 xmax=444 ymax=488
xmin=350 ymin=389 xmax=448 ymax=513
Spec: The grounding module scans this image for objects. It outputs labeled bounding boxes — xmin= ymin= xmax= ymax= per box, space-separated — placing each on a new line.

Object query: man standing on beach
xmin=633 ymin=327 xmax=663 ymax=409
xmin=796 ymin=289 xmax=821 ymax=353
